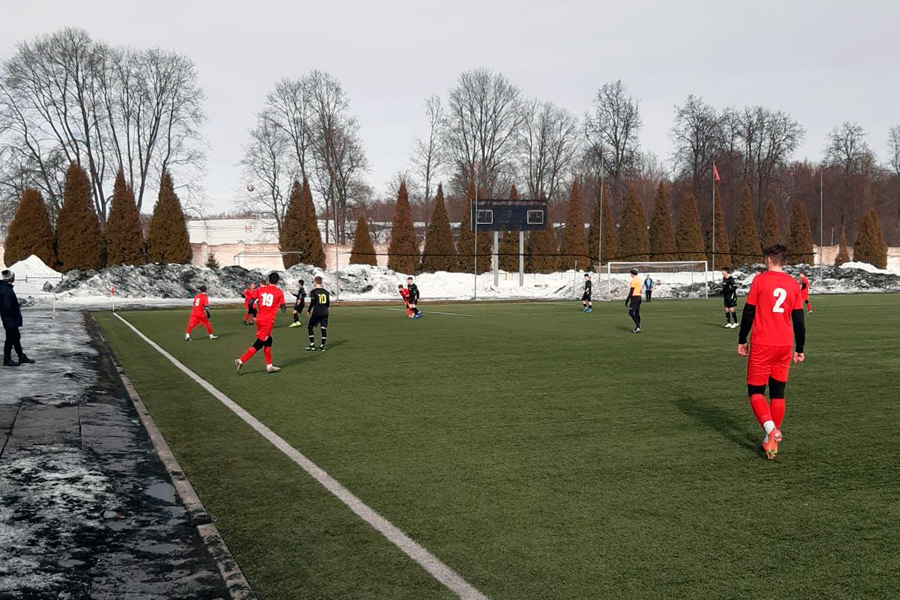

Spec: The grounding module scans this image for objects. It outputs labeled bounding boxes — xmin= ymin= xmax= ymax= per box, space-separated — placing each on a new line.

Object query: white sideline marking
xmin=112 ymin=313 xmax=487 ymax=600
xmin=378 ymin=307 xmax=475 ymax=317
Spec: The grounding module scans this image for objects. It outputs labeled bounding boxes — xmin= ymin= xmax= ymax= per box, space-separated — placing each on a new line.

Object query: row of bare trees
xmin=239 ymin=71 xmax=369 ymax=244
xmin=0 ymin=28 xmax=206 ymax=223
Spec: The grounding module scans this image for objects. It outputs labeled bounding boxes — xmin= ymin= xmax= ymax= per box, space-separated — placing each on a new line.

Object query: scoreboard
xmin=470 ymin=199 xmax=548 ymax=232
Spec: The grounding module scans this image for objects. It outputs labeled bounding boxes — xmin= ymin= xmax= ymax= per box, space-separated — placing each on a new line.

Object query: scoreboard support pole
xmin=493 ymin=231 xmax=500 ymax=286
xmin=519 ymin=231 xmax=525 ymax=286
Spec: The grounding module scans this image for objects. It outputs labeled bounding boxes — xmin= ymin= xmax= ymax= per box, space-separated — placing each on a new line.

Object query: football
xmin=246 ymin=183 xmax=255 ymax=192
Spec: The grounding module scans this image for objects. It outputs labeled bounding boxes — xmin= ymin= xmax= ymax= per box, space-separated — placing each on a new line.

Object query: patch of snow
xmin=839 ymin=261 xmax=898 ymax=275
xmin=8 ymin=254 xmax=62 ymax=280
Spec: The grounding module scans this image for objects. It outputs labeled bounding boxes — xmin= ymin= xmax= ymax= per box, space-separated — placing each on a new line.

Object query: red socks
xmin=264 ymin=347 xmax=272 ymax=365
xmin=749 ymin=394 xmax=772 ymax=428
xmin=240 ymin=348 xmax=256 ymax=363
xmin=770 ymin=398 xmax=785 ymax=429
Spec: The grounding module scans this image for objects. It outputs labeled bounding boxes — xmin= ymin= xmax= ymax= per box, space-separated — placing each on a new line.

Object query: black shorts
xmin=308 ymin=314 xmax=328 ymax=328
xmin=582 ymin=293 xmax=592 ymax=301
xmin=294 ymin=301 xmax=305 ymax=311
xmin=248 ymin=306 xmax=258 ymax=317
xmin=724 ymin=296 xmax=737 ymax=308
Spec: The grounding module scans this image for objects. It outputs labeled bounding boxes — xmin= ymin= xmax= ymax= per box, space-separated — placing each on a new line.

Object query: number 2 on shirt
xmin=772 ymin=288 xmax=787 ymax=313
xmin=260 ymin=293 xmax=275 ymax=307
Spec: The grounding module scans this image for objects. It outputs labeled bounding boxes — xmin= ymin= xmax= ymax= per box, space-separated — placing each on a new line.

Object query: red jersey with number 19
xmin=254 ymin=285 xmax=285 ymax=326
xmin=745 ymin=271 xmax=802 ymax=347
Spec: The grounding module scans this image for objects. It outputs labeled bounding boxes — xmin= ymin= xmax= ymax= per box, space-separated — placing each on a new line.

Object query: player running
xmin=185 ymin=286 xmax=218 ymax=341
xmin=289 ymin=279 xmax=307 ymax=328
xmin=407 ymin=277 xmax=421 ymax=319
xmin=737 ymin=245 xmax=806 ymax=460
xmin=625 ymin=268 xmax=642 ymax=333
xmin=722 ymin=267 xmax=739 ymax=328
xmin=234 ymin=272 xmax=286 ymax=374
xmin=398 ymin=284 xmax=412 ymax=317
xmin=582 ymin=274 xmax=593 ymax=313
xmin=306 ymin=276 xmax=330 ymax=351
xmin=799 ymin=271 xmax=813 ymax=314
xmin=242 ymin=281 xmax=258 ymax=326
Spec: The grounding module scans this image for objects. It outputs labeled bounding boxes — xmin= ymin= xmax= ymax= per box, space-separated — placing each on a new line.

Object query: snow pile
xmin=840 ymin=261 xmax=894 ymax=275
xmin=714 ymin=263 xmax=900 ymax=296
xmin=8 ymin=255 xmax=62 ymax=280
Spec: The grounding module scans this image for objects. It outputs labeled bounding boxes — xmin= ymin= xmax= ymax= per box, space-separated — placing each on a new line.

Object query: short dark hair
xmin=314 ymin=276 xmax=323 ymax=284
xmin=630 ymin=268 xmax=638 ymax=275
xmin=299 ymin=279 xmax=304 ymax=285
xmin=407 ymin=276 xmax=413 ymax=281
xmin=268 ymin=272 xmax=280 ymax=284
xmin=722 ymin=266 xmax=731 ymax=274
xmin=763 ymin=244 xmax=787 ymax=266
xmin=398 ymin=284 xmax=403 ymax=289
xmin=584 ymin=273 xmax=590 ymax=277
xmin=199 ymin=285 xmax=207 ymax=292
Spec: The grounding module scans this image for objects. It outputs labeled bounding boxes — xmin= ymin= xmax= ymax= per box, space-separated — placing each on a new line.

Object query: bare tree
xmin=266 ymin=78 xmax=313 ymax=182
xmin=410 ymin=95 xmax=445 ymax=207
xmin=585 ymin=80 xmax=642 ymax=213
xmin=239 ymin=107 xmax=296 ymax=232
xmin=0 ymin=28 xmax=206 ymax=218
xmin=519 ymin=99 xmax=581 ymax=201
xmin=824 ymin=122 xmax=870 ymax=231
xmin=671 ymin=95 xmax=720 ymax=196
xmin=442 ymin=69 xmax=524 ymax=197
xmin=888 ymin=125 xmax=900 ymax=241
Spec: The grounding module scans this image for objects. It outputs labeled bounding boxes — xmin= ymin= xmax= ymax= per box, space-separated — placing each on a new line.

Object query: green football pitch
xmin=94 ymin=295 xmax=900 ymax=600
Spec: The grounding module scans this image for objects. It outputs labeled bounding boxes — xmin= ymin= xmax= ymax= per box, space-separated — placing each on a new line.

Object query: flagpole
xmin=819 ymin=168 xmax=824 ymax=279
xmin=473 ymin=160 xmax=478 ymax=300
xmin=711 ymin=165 xmax=716 ymax=273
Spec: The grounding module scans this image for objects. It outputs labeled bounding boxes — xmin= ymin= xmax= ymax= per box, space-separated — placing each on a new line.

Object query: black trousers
xmin=4 ymin=327 xmax=23 ymax=361
xmin=628 ymin=298 xmax=642 ymax=328
xmin=645 ymin=290 xmax=652 ymax=302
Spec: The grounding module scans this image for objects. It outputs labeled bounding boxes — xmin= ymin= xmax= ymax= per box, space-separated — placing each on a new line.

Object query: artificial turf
xmin=94 ymin=294 xmax=900 ymax=599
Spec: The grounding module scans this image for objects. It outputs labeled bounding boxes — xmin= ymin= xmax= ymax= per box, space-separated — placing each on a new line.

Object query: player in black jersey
xmin=407 ymin=277 xmax=421 ymax=319
xmin=722 ymin=267 xmax=738 ymax=328
xmin=305 ymin=276 xmax=330 ymax=351
xmin=581 ymin=274 xmax=593 ymax=313
xmin=289 ymin=280 xmax=307 ymax=328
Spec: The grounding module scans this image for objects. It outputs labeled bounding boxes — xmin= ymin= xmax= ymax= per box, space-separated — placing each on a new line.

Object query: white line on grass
xmin=377 ymin=307 xmax=475 ymax=317
xmin=112 ymin=312 xmax=487 ymax=600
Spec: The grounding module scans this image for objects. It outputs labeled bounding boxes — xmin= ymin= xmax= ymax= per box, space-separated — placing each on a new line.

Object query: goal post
xmin=604 ymin=261 xmax=710 ymax=300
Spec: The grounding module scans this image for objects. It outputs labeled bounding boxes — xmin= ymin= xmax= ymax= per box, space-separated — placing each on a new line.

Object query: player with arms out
xmin=406 ymin=277 xmax=421 ymax=319
xmin=185 ymin=286 xmax=218 ymax=341
xmin=242 ymin=281 xmax=257 ymax=326
xmin=625 ymin=268 xmax=642 ymax=333
xmin=799 ymin=271 xmax=813 ymax=314
xmin=722 ymin=267 xmax=739 ymax=328
xmin=234 ymin=273 xmax=286 ymax=374
xmin=289 ymin=279 xmax=307 ymax=328
xmin=398 ymin=284 xmax=412 ymax=317
xmin=737 ymin=245 xmax=806 ymax=460
xmin=581 ymin=274 xmax=593 ymax=313
xmin=306 ymin=276 xmax=330 ymax=351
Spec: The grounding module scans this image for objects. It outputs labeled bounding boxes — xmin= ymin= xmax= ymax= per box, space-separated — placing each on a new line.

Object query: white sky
xmin=2 ymin=0 xmax=898 ymax=213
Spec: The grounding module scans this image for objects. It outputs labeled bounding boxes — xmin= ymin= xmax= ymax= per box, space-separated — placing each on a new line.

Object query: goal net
xmin=604 ymin=261 xmax=709 ymax=300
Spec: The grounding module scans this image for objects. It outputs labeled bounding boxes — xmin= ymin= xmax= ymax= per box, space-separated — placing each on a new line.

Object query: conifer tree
xmin=674 ymin=191 xmax=705 ymax=261
xmin=4 ymin=187 xmax=56 ymax=268
xmin=559 ymin=179 xmax=590 ymax=269
xmin=280 ymin=180 xmax=305 ymax=268
xmin=300 ymin=177 xmax=327 ymax=269
xmin=707 ymin=188 xmax=731 ymax=269
xmin=56 ymin=163 xmax=103 ymax=271
xmin=853 ymin=207 xmax=888 ymax=268
xmin=619 ymin=185 xmax=650 ymax=262
xmin=526 ymin=218 xmax=560 ymax=273
xmin=106 ymin=169 xmax=146 ymax=266
xmin=760 ymin=202 xmax=782 ymax=249
xmin=649 ymin=182 xmax=676 ymax=261
xmin=205 ymin=251 xmax=220 ymax=269
xmin=147 ymin=170 xmax=192 ymax=264
xmin=421 ymin=184 xmax=456 ymax=272
xmin=349 ymin=214 xmax=377 ymax=266
xmin=732 ymin=184 xmax=761 ymax=266
xmin=787 ymin=201 xmax=815 ymax=265
xmin=588 ymin=190 xmax=618 ymax=266
xmin=499 ymin=185 xmax=520 ymax=272
xmin=387 ymin=181 xmax=419 ymax=273
xmin=834 ymin=231 xmax=850 ymax=266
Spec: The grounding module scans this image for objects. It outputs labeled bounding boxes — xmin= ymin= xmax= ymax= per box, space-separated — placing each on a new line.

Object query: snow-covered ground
xmin=4 ymin=255 xmax=899 ymax=310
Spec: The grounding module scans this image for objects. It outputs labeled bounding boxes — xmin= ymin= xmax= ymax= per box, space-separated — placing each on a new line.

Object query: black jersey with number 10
xmin=308 ymin=288 xmax=330 ymax=316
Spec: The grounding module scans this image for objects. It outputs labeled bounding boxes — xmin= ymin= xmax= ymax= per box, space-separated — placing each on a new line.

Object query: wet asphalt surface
xmin=0 ymin=310 xmax=230 ymax=599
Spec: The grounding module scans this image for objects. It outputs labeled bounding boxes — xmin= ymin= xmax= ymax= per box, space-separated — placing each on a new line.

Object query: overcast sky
xmin=2 ymin=0 xmax=898 ymax=213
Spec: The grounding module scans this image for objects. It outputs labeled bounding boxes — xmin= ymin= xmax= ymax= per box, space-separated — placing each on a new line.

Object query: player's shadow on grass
xmin=674 ymin=396 xmax=758 ymax=453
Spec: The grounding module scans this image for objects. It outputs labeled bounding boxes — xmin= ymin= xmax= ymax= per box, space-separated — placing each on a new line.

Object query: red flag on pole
xmin=713 ymin=164 xmax=721 ymax=182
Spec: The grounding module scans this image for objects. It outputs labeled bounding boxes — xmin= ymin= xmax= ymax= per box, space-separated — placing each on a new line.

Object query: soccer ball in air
xmin=246 ymin=183 xmax=255 ymax=192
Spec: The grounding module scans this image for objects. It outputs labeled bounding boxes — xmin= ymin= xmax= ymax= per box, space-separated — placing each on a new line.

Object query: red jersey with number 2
xmin=253 ymin=285 xmax=285 ymax=326
xmin=746 ymin=271 xmax=802 ymax=347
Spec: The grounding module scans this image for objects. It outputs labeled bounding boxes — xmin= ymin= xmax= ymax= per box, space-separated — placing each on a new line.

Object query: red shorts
xmin=255 ymin=321 xmax=274 ymax=341
xmin=747 ymin=345 xmax=792 ymax=386
xmin=187 ymin=315 xmax=210 ymax=331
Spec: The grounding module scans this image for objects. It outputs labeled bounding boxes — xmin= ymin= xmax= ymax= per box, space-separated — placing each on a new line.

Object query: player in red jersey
xmin=737 ymin=245 xmax=806 ymax=460
xmin=242 ymin=281 xmax=258 ymax=325
xmin=234 ymin=272 xmax=286 ymax=374
xmin=185 ymin=286 xmax=218 ymax=341
xmin=799 ymin=271 xmax=813 ymax=314
xmin=398 ymin=284 xmax=412 ymax=317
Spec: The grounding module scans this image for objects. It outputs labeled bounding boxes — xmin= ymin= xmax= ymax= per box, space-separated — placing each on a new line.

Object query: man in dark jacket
xmin=1 ymin=270 xmax=34 ymax=367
